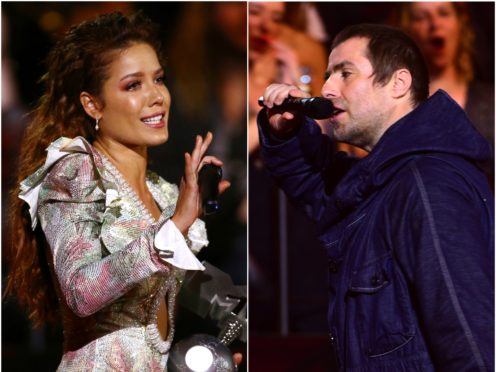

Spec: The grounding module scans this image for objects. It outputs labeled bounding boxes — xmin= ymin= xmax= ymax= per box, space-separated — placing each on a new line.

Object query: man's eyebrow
xmin=324 ymin=61 xmax=355 ymax=80
xmin=328 ymin=60 xmax=355 ymax=73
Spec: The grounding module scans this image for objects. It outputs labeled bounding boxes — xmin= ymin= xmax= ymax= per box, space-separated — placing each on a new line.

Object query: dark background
xmin=2 ymin=2 xmax=247 ymax=371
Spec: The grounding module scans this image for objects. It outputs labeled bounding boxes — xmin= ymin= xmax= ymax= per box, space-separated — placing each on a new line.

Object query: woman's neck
xmin=429 ymin=64 xmax=469 ymax=108
xmin=93 ymin=137 xmax=148 ymax=193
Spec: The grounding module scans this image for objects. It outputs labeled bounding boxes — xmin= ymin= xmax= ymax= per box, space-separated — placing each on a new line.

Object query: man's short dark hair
xmin=332 ymin=23 xmax=429 ymax=106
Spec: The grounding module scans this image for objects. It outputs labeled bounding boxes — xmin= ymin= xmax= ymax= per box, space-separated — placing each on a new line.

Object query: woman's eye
xmin=155 ymin=76 xmax=165 ymax=84
xmin=324 ymin=72 xmax=331 ymax=81
xmin=249 ymin=7 xmax=261 ymax=16
xmin=126 ymin=81 xmax=141 ymax=91
xmin=439 ymin=8 xmax=454 ymax=17
xmin=411 ymin=12 xmax=427 ymax=22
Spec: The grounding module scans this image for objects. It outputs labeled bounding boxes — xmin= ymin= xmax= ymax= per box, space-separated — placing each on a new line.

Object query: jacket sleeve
xmin=37 ymin=153 xmax=174 ymax=317
xmin=390 ymin=158 xmax=494 ymax=371
xmin=258 ymin=111 xmax=355 ymax=222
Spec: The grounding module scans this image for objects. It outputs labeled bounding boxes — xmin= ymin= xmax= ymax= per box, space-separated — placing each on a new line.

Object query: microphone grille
xmin=304 ymin=97 xmax=335 ymax=119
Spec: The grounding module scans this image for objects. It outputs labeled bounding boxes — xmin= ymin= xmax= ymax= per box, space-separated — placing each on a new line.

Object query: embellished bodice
xmin=57 ymin=152 xmax=183 ymax=355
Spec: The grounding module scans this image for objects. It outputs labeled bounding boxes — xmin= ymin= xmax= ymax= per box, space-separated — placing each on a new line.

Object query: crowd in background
xmin=248 ymin=2 xmax=493 ymax=370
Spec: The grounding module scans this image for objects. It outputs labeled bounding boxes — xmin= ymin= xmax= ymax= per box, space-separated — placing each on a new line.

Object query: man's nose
xmin=321 ymin=77 xmax=340 ymax=99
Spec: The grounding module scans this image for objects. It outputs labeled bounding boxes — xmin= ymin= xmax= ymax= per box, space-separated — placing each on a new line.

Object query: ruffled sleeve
xmin=154 ymin=219 xmax=207 ymax=270
xmin=19 ymin=137 xmax=92 ymax=230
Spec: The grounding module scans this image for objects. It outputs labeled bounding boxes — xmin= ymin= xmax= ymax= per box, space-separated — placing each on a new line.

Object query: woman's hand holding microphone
xmin=171 ymin=132 xmax=230 ymax=235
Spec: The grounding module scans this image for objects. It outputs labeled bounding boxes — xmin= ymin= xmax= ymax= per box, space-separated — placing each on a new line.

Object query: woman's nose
xmin=428 ymin=13 xmax=442 ymax=31
xmin=150 ymin=86 xmax=165 ymax=106
xmin=260 ymin=13 xmax=274 ymax=35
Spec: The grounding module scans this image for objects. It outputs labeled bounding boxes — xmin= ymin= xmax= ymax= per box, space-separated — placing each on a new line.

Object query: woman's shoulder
xmin=38 ymin=137 xmax=105 ymax=201
xmin=46 ymin=137 xmax=101 ymax=180
xmin=19 ymin=137 xmax=104 ymax=228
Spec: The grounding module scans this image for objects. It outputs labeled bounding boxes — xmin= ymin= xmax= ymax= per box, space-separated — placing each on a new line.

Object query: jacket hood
xmin=332 ymin=90 xmax=492 ymax=215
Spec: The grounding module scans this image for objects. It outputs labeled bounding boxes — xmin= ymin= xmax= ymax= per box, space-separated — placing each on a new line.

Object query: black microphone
xmin=258 ymin=96 xmax=336 ymax=119
xmin=198 ymin=164 xmax=222 ymax=215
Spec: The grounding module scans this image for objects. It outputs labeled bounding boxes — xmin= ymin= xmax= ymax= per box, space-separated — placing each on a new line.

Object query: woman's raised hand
xmin=171 ymin=132 xmax=230 ymax=234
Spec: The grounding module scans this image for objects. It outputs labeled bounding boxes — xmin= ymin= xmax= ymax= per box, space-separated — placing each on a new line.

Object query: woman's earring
xmin=95 ymin=118 xmax=100 ymax=131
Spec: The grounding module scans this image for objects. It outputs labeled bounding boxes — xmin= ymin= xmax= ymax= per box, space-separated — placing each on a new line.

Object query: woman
xmin=248 ymin=1 xmax=328 ymax=154
xmin=4 ymin=12 xmax=229 ymax=370
xmin=393 ymin=2 xmax=494 ymax=184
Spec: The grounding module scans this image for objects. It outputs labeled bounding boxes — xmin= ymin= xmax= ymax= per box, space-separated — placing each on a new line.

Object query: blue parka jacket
xmin=258 ymin=90 xmax=494 ymax=371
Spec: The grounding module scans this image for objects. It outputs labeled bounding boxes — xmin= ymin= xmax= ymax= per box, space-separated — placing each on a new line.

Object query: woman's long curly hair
xmin=4 ymin=11 xmax=166 ymax=327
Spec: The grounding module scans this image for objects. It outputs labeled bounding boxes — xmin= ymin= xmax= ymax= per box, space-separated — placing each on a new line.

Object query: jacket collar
xmin=330 ymin=89 xmax=491 ymax=219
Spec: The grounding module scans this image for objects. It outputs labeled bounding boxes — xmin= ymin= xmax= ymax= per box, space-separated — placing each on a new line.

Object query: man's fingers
xmin=263 ymin=84 xmax=287 ymax=108
xmin=282 ymin=112 xmax=295 ymax=121
xmin=267 ymin=111 xmax=294 ymax=130
xmin=288 ymin=87 xmax=311 ymax=99
xmin=264 ymin=87 xmax=287 ymax=108
xmin=263 ymin=83 xmax=302 ymax=108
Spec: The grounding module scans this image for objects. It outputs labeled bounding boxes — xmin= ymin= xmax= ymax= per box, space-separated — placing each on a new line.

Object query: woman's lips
xmin=141 ymin=113 xmax=165 ymax=128
xmin=428 ymin=36 xmax=446 ymax=52
xmin=250 ymin=35 xmax=271 ymax=52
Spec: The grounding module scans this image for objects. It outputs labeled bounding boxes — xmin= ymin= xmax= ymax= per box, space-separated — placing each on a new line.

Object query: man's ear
xmin=80 ymin=92 xmax=103 ymax=120
xmin=390 ymin=69 xmax=412 ymax=99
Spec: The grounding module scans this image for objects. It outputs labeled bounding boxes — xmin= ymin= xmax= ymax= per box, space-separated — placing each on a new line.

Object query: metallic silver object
xmin=168 ymin=262 xmax=246 ymax=372
xmin=168 ymin=334 xmax=234 ymax=372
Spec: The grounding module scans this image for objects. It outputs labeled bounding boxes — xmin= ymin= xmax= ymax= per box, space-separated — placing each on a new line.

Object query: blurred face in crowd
xmin=249 ymin=1 xmax=285 ymax=61
xmin=321 ymin=37 xmax=393 ymax=151
xmin=405 ymin=2 xmax=461 ymax=73
xmin=213 ymin=3 xmax=247 ymax=51
xmin=87 ymin=42 xmax=171 ymax=150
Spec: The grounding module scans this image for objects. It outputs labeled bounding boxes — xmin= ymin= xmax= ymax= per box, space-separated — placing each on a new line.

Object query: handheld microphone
xmin=258 ymin=96 xmax=336 ymax=119
xmin=198 ymin=164 xmax=222 ymax=215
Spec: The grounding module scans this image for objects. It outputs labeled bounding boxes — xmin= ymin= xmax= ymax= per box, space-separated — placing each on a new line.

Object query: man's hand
xmin=262 ymin=83 xmax=310 ymax=138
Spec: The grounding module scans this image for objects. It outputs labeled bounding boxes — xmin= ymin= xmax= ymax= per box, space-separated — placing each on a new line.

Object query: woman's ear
xmin=80 ymin=92 xmax=102 ymax=120
xmin=391 ymin=69 xmax=412 ymax=99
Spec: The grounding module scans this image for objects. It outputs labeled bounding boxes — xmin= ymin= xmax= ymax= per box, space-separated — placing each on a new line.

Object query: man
xmin=258 ymin=24 xmax=493 ymax=371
